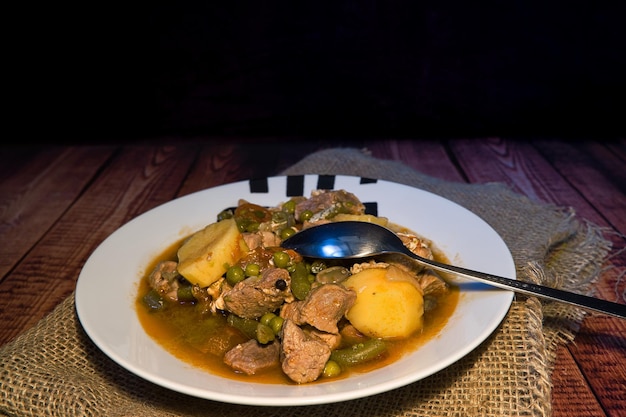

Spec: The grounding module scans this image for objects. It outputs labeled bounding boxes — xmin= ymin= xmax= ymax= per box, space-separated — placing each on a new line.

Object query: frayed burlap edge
xmin=0 ymin=147 xmax=615 ymax=417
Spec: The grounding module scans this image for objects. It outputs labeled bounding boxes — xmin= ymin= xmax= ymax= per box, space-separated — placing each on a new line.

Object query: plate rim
xmin=75 ymin=174 xmax=515 ymax=406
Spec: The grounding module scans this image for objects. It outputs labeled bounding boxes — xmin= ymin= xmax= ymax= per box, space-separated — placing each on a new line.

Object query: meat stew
xmin=136 ymin=189 xmax=459 ymax=384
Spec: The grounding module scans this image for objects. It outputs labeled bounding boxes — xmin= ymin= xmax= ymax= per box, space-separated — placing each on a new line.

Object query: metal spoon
xmin=281 ymin=221 xmax=626 ymax=319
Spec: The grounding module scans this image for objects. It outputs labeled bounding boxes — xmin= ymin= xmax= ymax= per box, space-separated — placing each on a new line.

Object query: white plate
xmin=75 ymin=175 xmax=515 ymax=406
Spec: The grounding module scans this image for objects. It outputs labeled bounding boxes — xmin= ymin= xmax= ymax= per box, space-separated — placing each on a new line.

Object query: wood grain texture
xmin=0 ymin=145 xmax=198 ymax=343
xmin=0 ymin=147 xmax=115 ymax=279
xmin=532 ymin=139 xmax=626 ymax=235
xmin=447 ymin=138 xmax=626 ymax=417
xmin=551 ymin=344 xmax=607 ymax=417
xmin=0 ymin=138 xmax=624 ymax=416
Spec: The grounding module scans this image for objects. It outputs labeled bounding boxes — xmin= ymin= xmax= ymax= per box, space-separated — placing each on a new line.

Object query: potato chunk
xmin=177 ymin=218 xmax=249 ymax=287
xmin=342 ymin=265 xmax=424 ymax=339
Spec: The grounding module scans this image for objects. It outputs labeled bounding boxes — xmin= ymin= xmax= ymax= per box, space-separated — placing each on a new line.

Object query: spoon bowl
xmin=282 ymin=221 xmax=626 ymax=319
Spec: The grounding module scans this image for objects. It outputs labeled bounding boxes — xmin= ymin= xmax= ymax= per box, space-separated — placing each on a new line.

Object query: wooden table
xmin=1 ymin=137 xmax=624 ymax=416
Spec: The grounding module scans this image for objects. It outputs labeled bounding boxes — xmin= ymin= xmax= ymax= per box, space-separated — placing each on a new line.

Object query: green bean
xmin=142 ymin=289 xmax=165 ymax=311
xmin=216 ymin=208 xmax=234 ymax=221
xmin=227 ymin=314 xmax=257 ymax=339
xmin=330 ymin=339 xmax=387 ymax=367
xmin=272 ymin=211 xmax=289 ymax=229
xmin=309 ymin=260 xmax=327 ymax=274
xmin=226 ymin=314 xmax=275 ymax=344
xmin=315 ymin=266 xmax=351 ymax=284
xmin=176 ymin=284 xmax=196 ymax=302
xmin=290 ymin=261 xmax=311 ymax=300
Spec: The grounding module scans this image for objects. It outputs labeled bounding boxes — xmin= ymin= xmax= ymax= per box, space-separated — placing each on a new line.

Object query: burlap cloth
xmin=0 ymin=147 xmax=615 ymax=417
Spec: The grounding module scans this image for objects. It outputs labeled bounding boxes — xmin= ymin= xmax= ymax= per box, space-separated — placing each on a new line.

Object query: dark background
xmin=11 ymin=2 xmax=626 ymax=143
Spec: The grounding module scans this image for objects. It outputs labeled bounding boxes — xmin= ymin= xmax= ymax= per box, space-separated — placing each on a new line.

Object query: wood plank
xmin=448 ymin=138 xmax=624 ymax=299
xmin=569 ymin=316 xmax=626 ymax=417
xmin=551 ymin=344 xmax=607 ymax=417
xmin=603 ymin=138 xmax=626 ymax=164
xmin=447 ymin=137 xmax=626 ymax=417
xmin=0 ymin=138 xmax=620 ymax=417
xmin=519 ymin=141 xmax=626 ymax=415
xmin=0 ymin=145 xmax=198 ymax=345
xmin=448 ymin=137 xmax=575 ymax=204
xmin=0 ymin=146 xmax=115 ymax=279
xmin=366 ymin=138 xmax=466 ymax=183
xmin=0 ymin=145 xmax=44 ymax=182
xmin=178 ymin=142 xmax=252 ymax=196
xmin=532 ymin=139 xmax=626 ymax=235
xmin=178 ymin=139 xmax=377 ymax=197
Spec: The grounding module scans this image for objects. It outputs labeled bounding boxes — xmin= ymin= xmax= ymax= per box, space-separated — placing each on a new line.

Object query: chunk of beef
xmin=339 ymin=323 xmax=368 ymax=345
xmin=280 ymin=320 xmax=330 ymax=384
xmin=280 ymin=300 xmax=301 ymax=323
xmin=295 ymin=190 xmax=365 ymax=222
xmin=222 ymin=268 xmax=292 ymax=319
xmin=148 ymin=261 xmax=180 ymax=302
xmin=223 ymin=339 xmax=280 ymax=375
xmin=397 ymin=233 xmax=434 ymax=259
xmin=280 ymin=284 xmax=356 ymax=334
xmin=419 ymin=269 xmax=449 ymax=312
xmin=242 ymin=231 xmax=281 ymax=251
xmin=304 ymin=328 xmax=342 ymax=350
xmin=419 ymin=269 xmax=449 ymax=296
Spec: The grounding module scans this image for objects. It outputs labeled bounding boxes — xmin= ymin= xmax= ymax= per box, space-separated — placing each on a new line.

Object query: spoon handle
xmin=405 ymin=252 xmax=626 ymax=319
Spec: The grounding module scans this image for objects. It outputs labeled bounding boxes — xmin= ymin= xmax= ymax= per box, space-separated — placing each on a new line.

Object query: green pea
xmin=245 ymin=221 xmax=260 ymax=233
xmin=300 ymin=210 xmax=313 ymax=222
xmin=282 ymin=200 xmax=296 ymax=214
xmin=323 ymin=360 xmax=342 ymax=378
xmin=226 ymin=265 xmax=245 ymax=286
xmin=260 ymin=312 xmax=276 ymax=327
xmin=273 ymin=251 xmax=290 ymax=268
xmin=280 ymin=227 xmax=296 ymax=240
xmin=245 ymin=263 xmax=260 ymax=276
xmin=269 ymin=316 xmax=284 ymax=334
xmin=255 ymin=323 xmax=275 ymax=344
